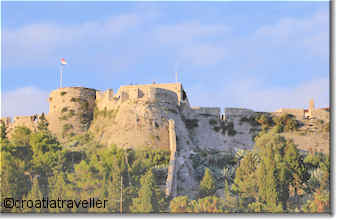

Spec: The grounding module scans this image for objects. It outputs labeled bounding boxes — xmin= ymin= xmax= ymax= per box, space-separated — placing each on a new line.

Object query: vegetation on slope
xmin=0 ymin=115 xmax=330 ymax=213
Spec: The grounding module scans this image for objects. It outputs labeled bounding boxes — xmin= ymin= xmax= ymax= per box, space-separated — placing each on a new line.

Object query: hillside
xmin=0 ymin=83 xmax=330 ymax=212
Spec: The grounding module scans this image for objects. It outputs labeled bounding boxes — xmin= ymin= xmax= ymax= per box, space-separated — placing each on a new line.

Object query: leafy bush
xmin=184 ymin=119 xmax=199 ymax=130
xmin=209 ymin=119 xmax=217 ymax=126
xmin=60 ymin=91 xmax=67 ymax=96
xmin=272 ymin=113 xmax=299 ymax=132
xmin=240 ymin=116 xmax=259 ymax=127
xmin=322 ymin=122 xmax=329 ymax=132
xmin=68 ymin=109 xmax=76 ymax=118
xmin=70 ymin=97 xmax=80 ymax=102
xmin=62 ymin=124 xmax=73 ymax=136
xmin=61 ymin=107 xmax=68 ymax=113
xmin=213 ymin=121 xmax=236 ymax=136
xmin=11 ymin=126 xmax=31 ymax=146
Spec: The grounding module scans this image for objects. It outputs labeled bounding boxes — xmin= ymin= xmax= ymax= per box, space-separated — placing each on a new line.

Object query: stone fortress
xmin=1 ymin=83 xmax=257 ymax=149
xmin=1 ymin=82 xmax=330 ymax=198
xmin=275 ymin=98 xmax=329 ymax=121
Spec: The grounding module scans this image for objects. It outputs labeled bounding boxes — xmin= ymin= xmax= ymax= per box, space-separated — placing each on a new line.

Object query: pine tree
xmin=11 ymin=126 xmax=31 ymax=147
xmin=22 ymin=177 xmax=44 ymax=213
xmin=48 ymin=173 xmax=73 ymax=213
xmin=130 ymin=169 xmax=159 ymax=213
xmin=37 ymin=113 xmax=49 ymax=132
xmin=199 ymin=168 xmax=216 ymax=198
xmin=0 ymin=151 xmax=30 ymax=213
xmin=232 ymin=151 xmax=259 ymax=209
xmin=0 ymin=120 xmax=7 ymax=140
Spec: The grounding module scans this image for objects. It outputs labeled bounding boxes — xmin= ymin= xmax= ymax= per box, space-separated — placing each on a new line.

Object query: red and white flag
xmin=61 ymin=58 xmax=67 ymax=65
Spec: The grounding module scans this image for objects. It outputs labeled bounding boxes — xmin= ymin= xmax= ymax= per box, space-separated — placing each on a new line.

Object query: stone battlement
xmin=191 ymin=107 xmax=221 ymax=117
xmin=275 ymin=99 xmax=329 ymax=121
xmin=95 ymin=83 xmax=184 ymax=112
xmin=223 ymin=108 xmax=255 ymax=120
xmin=118 ymin=82 xmax=183 ymax=102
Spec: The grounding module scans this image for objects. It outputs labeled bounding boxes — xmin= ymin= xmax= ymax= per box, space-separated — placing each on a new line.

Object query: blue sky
xmin=2 ymin=1 xmax=330 ymax=117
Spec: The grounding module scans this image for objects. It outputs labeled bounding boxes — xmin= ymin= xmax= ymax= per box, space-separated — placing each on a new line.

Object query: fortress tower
xmin=46 ymin=87 xmax=96 ymax=139
xmin=309 ymin=98 xmax=315 ymax=116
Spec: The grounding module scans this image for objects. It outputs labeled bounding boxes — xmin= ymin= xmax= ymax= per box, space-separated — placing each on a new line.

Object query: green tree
xmin=190 ymin=196 xmax=224 ymax=213
xmin=199 ymin=168 xmax=216 ymax=198
xmin=11 ymin=126 xmax=31 ymax=146
xmin=234 ymin=132 xmax=310 ymax=212
xmin=169 ymin=196 xmax=191 ymax=213
xmin=48 ymin=173 xmax=74 ymax=213
xmin=0 ymin=120 xmax=7 ymax=140
xmin=22 ymin=177 xmax=44 ymax=213
xmin=232 ymin=151 xmax=259 ymax=209
xmin=0 ymin=150 xmax=30 ymax=213
xmin=37 ymin=113 xmax=49 ymax=132
xmin=130 ymin=169 xmax=159 ymax=213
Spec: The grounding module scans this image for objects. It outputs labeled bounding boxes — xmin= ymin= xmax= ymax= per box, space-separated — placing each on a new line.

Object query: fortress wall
xmin=118 ymin=83 xmax=183 ymax=103
xmin=96 ymin=89 xmax=114 ymax=103
xmin=275 ymin=108 xmax=304 ymax=119
xmin=9 ymin=115 xmax=40 ymax=132
xmin=312 ymin=109 xmax=330 ymax=121
xmin=96 ymin=83 xmax=182 ymax=112
xmin=223 ymin=108 xmax=255 ymax=120
xmin=191 ymin=107 xmax=220 ymax=117
xmin=48 ymin=87 xmax=96 ymax=114
xmin=153 ymin=88 xmax=178 ymax=105
xmin=166 ymin=119 xmax=177 ymax=197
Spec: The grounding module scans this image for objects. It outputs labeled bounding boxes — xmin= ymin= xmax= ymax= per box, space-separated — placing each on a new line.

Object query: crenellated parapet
xmin=191 ymin=107 xmax=221 ymax=118
xmin=223 ymin=108 xmax=256 ymax=121
xmin=95 ymin=84 xmax=181 ymax=112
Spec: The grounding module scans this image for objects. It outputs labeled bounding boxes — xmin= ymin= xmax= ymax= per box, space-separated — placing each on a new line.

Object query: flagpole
xmin=60 ymin=64 xmax=63 ymax=88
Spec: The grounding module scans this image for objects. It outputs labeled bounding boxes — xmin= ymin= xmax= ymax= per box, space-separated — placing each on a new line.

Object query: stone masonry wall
xmin=223 ymin=108 xmax=255 ymax=120
xmin=312 ymin=109 xmax=330 ymax=122
xmin=191 ymin=107 xmax=221 ymax=117
xmin=166 ymin=119 xmax=177 ymax=197
xmin=275 ymin=108 xmax=304 ymax=119
xmin=95 ymin=86 xmax=179 ymax=112
xmin=118 ymin=83 xmax=183 ymax=103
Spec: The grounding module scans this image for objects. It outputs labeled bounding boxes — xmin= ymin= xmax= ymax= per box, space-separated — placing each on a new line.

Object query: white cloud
xmin=253 ymin=9 xmax=329 ymax=58
xmin=1 ymin=87 xmax=50 ymax=118
xmin=154 ymin=21 xmax=229 ymax=67
xmin=178 ymin=44 xmax=227 ymax=66
xmin=229 ymin=77 xmax=329 ymax=111
xmin=155 ymin=21 xmax=229 ymax=45
xmin=3 ymin=13 xmax=144 ymax=67
xmin=188 ymin=77 xmax=329 ymax=112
